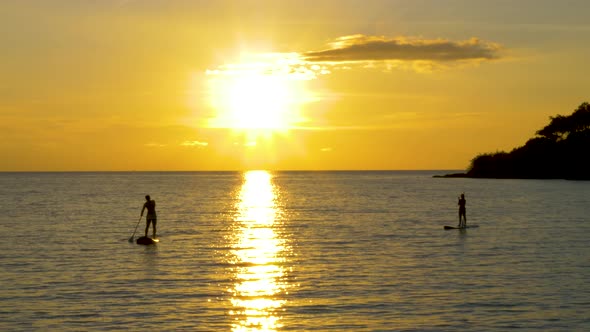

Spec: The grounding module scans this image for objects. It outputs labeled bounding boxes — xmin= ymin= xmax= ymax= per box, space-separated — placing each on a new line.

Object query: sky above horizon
xmin=2 ymin=0 xmax=590 ymax=171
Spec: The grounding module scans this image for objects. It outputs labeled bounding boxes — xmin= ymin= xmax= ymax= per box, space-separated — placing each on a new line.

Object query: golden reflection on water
xmin=229 ymin=170 xmax=289 ymax=331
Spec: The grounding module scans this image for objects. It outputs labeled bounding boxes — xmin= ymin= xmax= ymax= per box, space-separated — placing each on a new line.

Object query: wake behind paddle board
xmin=136 ymin=236 xmax=159 ymax=245
xmin=444 ymin=225 xmax=479 ymax=230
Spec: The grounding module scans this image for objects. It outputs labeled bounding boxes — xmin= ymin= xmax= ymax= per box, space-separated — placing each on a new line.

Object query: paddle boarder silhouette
xmin=141 ymin=195 xmax=157 ymax=238
xmin=458 ymin=193 xmax=466 ymax=228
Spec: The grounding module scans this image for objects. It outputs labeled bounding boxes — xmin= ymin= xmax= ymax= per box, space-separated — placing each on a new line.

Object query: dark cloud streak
xmin=303 ymin=35 xmax=502 ymax=63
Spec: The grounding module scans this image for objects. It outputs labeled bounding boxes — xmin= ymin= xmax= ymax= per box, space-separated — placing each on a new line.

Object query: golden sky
xmin=1 ymin=0 xmax=589 ymax=171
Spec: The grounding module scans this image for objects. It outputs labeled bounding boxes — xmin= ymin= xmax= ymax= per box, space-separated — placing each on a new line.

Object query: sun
xmin=211 ymin=73 xmax=295 ymax=130
xmin=205 ymin=54 xmax=314 ymax=138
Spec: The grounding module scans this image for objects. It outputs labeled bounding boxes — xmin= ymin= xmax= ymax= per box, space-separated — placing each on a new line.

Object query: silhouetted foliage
xmin=466 ymin=102 xmax=590 ymax=180
xmin=536 ymin=102 xmax=590 ymax=140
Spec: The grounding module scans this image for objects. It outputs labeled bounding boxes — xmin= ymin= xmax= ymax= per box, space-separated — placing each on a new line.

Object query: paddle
xmin=128 ymin=216 xmax=142 ymax=242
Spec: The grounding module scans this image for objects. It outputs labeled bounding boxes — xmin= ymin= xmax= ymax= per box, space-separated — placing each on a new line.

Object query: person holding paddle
xmin=141 ymin=195 xmax=157 ymax=238
xmin=458 ymin=193 xmax=467 ymax=228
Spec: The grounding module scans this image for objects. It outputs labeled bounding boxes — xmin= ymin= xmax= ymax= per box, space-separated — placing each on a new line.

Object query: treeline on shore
xmin=441 ymin=102 xmax=590 ymax=180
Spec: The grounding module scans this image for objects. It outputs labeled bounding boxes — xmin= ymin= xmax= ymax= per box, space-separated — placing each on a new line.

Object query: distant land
xmin=437 ymin=102 xmax=590 ymax=180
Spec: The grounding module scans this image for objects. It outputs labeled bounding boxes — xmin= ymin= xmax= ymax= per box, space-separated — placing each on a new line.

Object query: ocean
xmin=0 ymin=171 xmax=588 ymax=331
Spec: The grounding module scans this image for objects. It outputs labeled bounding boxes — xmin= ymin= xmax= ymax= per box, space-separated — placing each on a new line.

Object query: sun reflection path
xmin=229 ymin=170 xmax=290 ymax=331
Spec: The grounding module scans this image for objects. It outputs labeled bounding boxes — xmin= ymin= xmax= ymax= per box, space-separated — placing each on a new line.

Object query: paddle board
xmin=136 ymin=236 xmax=159 ymax=245
xmin=444 ymin=225 xmax=479 ymax=230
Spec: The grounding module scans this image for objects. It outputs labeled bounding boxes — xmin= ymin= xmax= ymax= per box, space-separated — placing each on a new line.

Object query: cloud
xmin=204 ymin=35 xmax=503 ymax=80
xmin=303 ymin=35 xmax=502 ymax=63
xmin=181 ymin=140 xmax=208 ymax=147
xmin=206 ymin=52 xmax=329 ymax=81
xmin=145 ymin=143 xmax=166 ymax=147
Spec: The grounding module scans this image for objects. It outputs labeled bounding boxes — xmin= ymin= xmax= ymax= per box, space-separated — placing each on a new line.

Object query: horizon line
xmin=0 ymin=169 xmax=463 ymax=173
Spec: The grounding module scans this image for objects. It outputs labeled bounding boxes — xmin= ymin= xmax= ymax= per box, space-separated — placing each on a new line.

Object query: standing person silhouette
xmin=458 ymin=193 xmax=467 ymax=228
xmin=141 ymin=195 xmax=157 ymax=238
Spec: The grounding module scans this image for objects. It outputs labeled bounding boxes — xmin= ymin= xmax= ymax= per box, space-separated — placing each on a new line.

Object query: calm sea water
xmin=0 ymin=171 xmax=589 ymax=331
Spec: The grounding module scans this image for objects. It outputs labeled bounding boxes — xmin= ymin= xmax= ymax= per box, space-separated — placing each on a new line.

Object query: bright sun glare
xmin=206 ymin=53 xmax=315 ymax=138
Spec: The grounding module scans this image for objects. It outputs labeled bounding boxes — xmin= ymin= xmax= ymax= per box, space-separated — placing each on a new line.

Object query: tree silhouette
xmin=465 ymin=102 xmax=590 ymax=180
xmin=536 ymin=102 xmax=590 ymax=141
